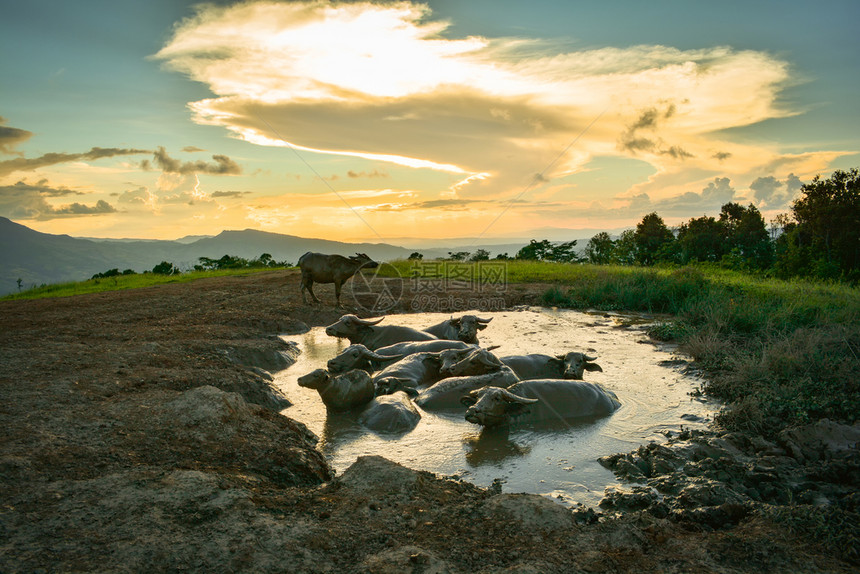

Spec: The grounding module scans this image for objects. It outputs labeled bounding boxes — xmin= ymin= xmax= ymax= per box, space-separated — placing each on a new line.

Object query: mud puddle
xmin=278 ymin=307 xmax=717 ymax=507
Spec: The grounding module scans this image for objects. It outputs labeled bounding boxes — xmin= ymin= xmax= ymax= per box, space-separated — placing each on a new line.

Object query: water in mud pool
xmin=277 ymin=307 xmax=717 ymax=507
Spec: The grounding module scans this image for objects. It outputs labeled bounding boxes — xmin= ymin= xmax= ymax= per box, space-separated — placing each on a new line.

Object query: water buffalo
xmin=324 ymin=314 xmax=437 ymax=351
xmin=439 ymin=346 xmax=504 ymax=377
xmin=424 ymin=315 xmax=492 ymax=344
xmin=297 ymin=368 xmax=375 ymax=411
xmin=298 ymin=252 xmax=378 ymax=307
xmin=462 ymin=380 xmax=621 ymax=427
xmin=414 ymin=365 xmax=519 ymax=411
xmin=327 ymin=344 xmax=404 ymax=374
xmin=372 ymin=351 xmax=446 ymax=396
xmin=326 ymin=340 xmax=473 ymax=374
xmin=358 ymin=391 xmax=421 ymax=433
xmin=500 ymin=352 xmax=603 ymax=381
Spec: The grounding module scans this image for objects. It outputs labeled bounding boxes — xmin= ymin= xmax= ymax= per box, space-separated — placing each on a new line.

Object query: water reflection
xmin=463 ymin=426 xmax=531 ymax=466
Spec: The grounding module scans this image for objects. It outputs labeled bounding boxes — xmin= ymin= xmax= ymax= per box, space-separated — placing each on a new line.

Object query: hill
xmin=0 ymin=218 xmax=418 ymax=295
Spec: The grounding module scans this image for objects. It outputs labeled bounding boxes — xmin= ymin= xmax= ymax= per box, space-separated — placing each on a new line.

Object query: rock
xmin=221 ymin=338 xmax=301 ymax=372
xmin=482 ymin=493 xmax=575 ymax=532
xmin=161 ymin=386 xmax=331 ymax=487
xmin=361 ymin=545 xmax=453 ymax=574
xmin=335 ymin=456 xmax=421 ymax=497
xmin=166 ymin=385 xmax=253 ymax=428
xmin=359 ymin=391 xmax=421 ymax=433
xmin=778 ymin=419 xmax=860 ymax=462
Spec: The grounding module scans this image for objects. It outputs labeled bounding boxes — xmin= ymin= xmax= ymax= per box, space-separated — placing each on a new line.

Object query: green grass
xmin=1 ymin=267 xmax=286 ymax=301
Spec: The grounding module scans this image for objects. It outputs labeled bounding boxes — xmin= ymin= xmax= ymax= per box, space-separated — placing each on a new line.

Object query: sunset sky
xmin=1 ymin=0 xmax=858 ymax=243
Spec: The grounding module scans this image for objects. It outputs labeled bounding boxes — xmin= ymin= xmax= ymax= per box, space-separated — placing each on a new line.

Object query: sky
xmin=1 ymin=0 xmax=858 ymax=244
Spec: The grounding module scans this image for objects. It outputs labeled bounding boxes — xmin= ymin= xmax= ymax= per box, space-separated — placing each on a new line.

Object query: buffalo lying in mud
xmin=326 ymin=340 xmax=473 ymax=374
xmin=297 ymin=368 xmax=375 ymax=411
xmin=359 ymin=391 xmax=421 ymax=433
xmin=299 ymin=252 xmax=378 ymax=307
xmin=424 ymin=315 xmax=493 ymax=344
xmin=325 ymin=314 xmax=437 ymax=351
xmin=462 ymin=380 xmax=621 ymax=427
xmin=500 ymin=352 xmax=603 ymax=381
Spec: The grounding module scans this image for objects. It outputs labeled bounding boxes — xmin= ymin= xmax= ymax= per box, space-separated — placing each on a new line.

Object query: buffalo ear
xmin=460 ymin=395 xmax=479 ymax=407
xmin=585 ymin=362 xmax=603 ymax=372
xmin=477 ymin=323 xmax=489 ymax=330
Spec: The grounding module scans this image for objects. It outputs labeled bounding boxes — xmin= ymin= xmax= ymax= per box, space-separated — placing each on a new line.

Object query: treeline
xmin=91 ymin=253 xmax=291 ymax=279
xmin=584 ymin=168 xmax=859 ymax=282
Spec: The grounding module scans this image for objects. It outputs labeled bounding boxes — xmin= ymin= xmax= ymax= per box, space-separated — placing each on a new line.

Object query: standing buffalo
xmin=424 ymin=315 xmax=493 ymax=344
xmin=325 ymin=314 xmax=437 ymax=351
xmin=500 ymin=352 xmax=603 ymax=381
xmin=298 ymin=252 xmax=378 ymax=307
xmin=462 ymin=380 xmax=621 ymax=427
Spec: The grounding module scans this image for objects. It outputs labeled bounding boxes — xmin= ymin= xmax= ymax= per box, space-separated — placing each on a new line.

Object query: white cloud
xmin=153 ymin=0 xmax=846 ymax=232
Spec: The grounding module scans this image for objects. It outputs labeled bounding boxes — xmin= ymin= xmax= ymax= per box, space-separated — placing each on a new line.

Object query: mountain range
xmin=1 ymin=217 xmax=598 ymax=296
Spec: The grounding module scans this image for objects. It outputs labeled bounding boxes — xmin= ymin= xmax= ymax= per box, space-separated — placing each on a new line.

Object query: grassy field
xmin=0 ymin=267 xmax=284 ymax=301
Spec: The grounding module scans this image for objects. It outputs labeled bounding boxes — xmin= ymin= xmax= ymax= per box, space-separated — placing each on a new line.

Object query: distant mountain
xmin=0 ymin=218 xmax=416 ymax=295
xmin=0 ymin=218 xmax=613 ymax=296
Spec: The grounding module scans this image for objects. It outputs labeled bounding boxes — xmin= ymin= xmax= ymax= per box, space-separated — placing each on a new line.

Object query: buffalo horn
xmin=497 ymin=387 xmax=539 ymax=404
xmin=366 ymin=349 xmax=404 ymax=361
xmin=476 ymin=316 xmax=493 ymax=323
xmin=584 ymin=354 xmax=598 ymax=362
xmin=355 ymin=316 xmax=385 ymax=326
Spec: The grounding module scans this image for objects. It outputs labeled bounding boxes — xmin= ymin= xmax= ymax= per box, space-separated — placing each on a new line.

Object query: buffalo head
xmin=440 ymin=346 xmax=502 ymax=377
xmin=327 ymin=344 xmax=400 ymax=374
xmin=451 ymin=315 xmax=492 ymax=344
xmin=462 ymin=386 xmax=538 ymax=427
xmin=325 ymin=314 xmax=385 ymax=339
xmin=349 ymin=252 xmax=379 ymax=269
xmin=554 ymin=352 xmax=603 ymax=380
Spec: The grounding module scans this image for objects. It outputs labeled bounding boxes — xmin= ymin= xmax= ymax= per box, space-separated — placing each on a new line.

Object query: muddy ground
xmin=1 ymin=269 xmax=857 ymax=573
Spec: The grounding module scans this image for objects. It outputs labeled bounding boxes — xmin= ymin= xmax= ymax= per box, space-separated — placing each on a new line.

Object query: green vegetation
xmin=4 ymin=253 xmax=293 ymax=301
xmin=583 ymin=168 xmax=859 ymax=282
xmin=0 ymin=267 xmax=285 ymax=301
xmin=544 ymin=266 xmax=858 ymax=438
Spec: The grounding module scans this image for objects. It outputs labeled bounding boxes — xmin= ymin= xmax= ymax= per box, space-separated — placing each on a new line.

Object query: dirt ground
xmin=0 ymin=269 xmax=856 ymax=573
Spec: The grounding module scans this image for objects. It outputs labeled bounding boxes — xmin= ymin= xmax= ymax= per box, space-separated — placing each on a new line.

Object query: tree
xmin=152 ymin=261 xmax=180 ymax=275
xmin=614 ymin=229 xmax=638 ymax=265
xmin=447 ymin=251 xmax=470 ymax=261
xmin=408 ymin=252 xmax=423 ymax=260
xmin=516 ymin=239 xmax=553 ymax=261
xmin=547 ymin=240 xmax=580 ymax=263
xmin=719 ymin=203 xmax=773 ymax=269
xmin=469 ymin=249 xmax=490 ymax=261
xmin=515 ymin=239 xmax=579 ymax=262
xmin=676 ymin=216 xmax=725 ymax=263
xmin=634 ymin=212 xmax=674 ymax=265
xmin=585 ymin=232 xmax=616 ymax=265
xmin=789 ymin=168 xmax=860 ymax=279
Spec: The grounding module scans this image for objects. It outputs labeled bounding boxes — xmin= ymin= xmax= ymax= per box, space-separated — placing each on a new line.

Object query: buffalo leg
xmin=334 ymin=280 xmax=342 ymax=307
xmin=301 ymin=275 xmax=320 ymax=304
